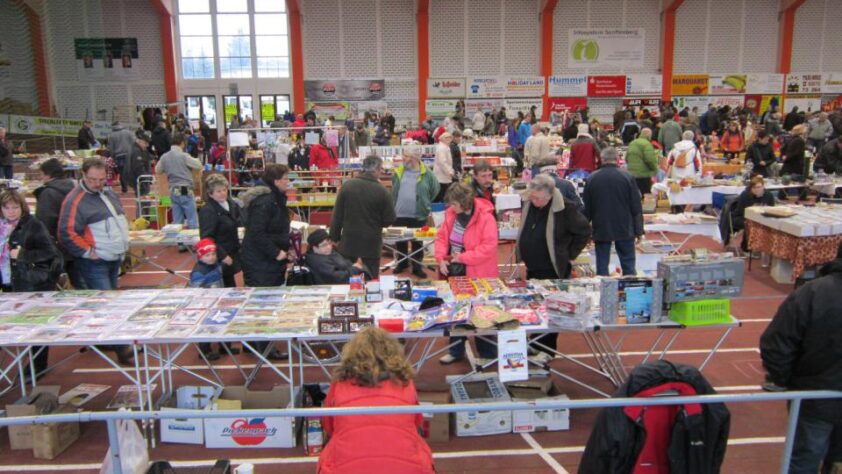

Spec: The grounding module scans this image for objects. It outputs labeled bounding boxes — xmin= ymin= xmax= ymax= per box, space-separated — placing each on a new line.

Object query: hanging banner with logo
xmin=783 ymin=95 xmax=822 ymax=113
xmin=671 ymin=74 xmax=709 ymax=96
xmin=427 ymin=78 xmax=466 ymax=98
xmin=709 ymin=74 xmax=747 ymax=95
xmin=74 ymin=38 xmax=139 ymax=81
xmin=746 ymin=73 xmax=784 ymax=94
xmin=304 ymin=80 xmax=385 ymax=101
xmin=465 ymin=99 xmax=505 ymax=115
xmin=303 ymin=102 xmax=350 ymax=121
xmin=548 ymin=75 xmax=588 ymax=97
xmin=744 ymin=95 xmax=782 ymax=115
xmin=9 ymin=114 xmax=113 ymax=140
xmin=425 ymin=99 xmax=458 ymax=118
xmin=587 ymin=75 xmax=626 ymax=97
xmin=822 ymin=95 xmax=842 ymax=112
xmin=785 ymin=74 xmax=822 ymax=94
xmin=497 ymin=329 xmax=528 ymax=383
xmin=504 ymin=99 xmax=543 ymax=119
xmin=568 ymin=28 xmax=645 ymax=69
xmin=625 ymin=74 xmax=662 ymax=96
xmin=547 ymin=97 xmax=588 ymax=113
xmin=672 ymin=96 xmax=711 ymax=110
xmin=466 ymin=77 xmax=506 ymax=98
xmin=350 ymin=101 xmax=388 ymax=119
xmin=505 ymin=76 xmax=545 ymax=98
xmin=623 ymin=98 xmax=662 ymax=107
xmin=821 ymin=73 xmax=842 ymax=94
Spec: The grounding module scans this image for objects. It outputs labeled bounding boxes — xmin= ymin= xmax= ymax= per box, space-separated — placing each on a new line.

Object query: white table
xmin=644 ymin=213 xmax=722 ymax=253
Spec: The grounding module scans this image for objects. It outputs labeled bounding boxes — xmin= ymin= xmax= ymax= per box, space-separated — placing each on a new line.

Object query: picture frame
xmin=330 ymin=301 xmax=359 ymax=319
xmin=347 ymin=318 xmax=375 ymax=333
xmin=318 ymin=319 xmax=346 ymax=335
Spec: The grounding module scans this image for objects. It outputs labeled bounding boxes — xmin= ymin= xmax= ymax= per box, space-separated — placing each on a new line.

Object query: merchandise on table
xmin=448 ymin=373 xmax=512 ymax=436
xmin=658 ymin=253 xmax=744 ymax=303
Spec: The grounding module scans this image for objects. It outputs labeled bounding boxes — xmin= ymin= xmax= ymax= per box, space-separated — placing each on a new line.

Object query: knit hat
xmin=307 ymin=228 xmax=330 ymax=248
xmin=577 ymin=124 xmax=591 ymax=136
xmin=195 ymin=238 xmax=217 ymax=259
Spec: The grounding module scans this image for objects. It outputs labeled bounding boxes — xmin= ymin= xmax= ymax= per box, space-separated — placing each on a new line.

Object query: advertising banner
xmin=746 ymin=73 xmax=784 ymax=94
xmin=505 ymin=76 xmax=545 ymax=98
xmin=625 ymin=74 xmax=662 ymax=96
xmin=709 ymin=74 xmax=747 ymax=95
xmin=350 ymin=101 xmax=388 ymax=119
xmin=548 ymin=75 xmax=588 ymax=97
xmin=303 ymin=102 xmax=350 ymax=121
xmin=8 ymin=114 xmax=113 ymax=140
xmin=74 ymin=37 xmax=139 ymax=81
xmin=497 ymin=329 xmax=528 ymax=383
xmin=744 ymin=95 xmax=782 ymax=116
xmin=304 ymin=80 xmax=385 ymax=101
xmin=623 ymin=98 xmax=662 ymax=107
xmin=821 ymin=73 xmax=842 ymax=94
xmin=785 ymin=74 xmax=822 ymax=94
xmin=466 ymin=77 xmax=506 ymax=98
xmin=568 ymin=28 xmax=645 ymax=69
xmin=587 ymin=75 xmax=626 ymax=97
xmin=504 ymin=99 xmax=543 ymax=119
xmin=425 ymin=99 xmax=458 ymax=117
xmin=427 ymin=78 xmax=466 ymax=98
xmin=671 ymin=74 xmax=709 ymax=96
xmin=547 ymin=97 xmax=588 ymax=113
xmin=465 ymin=99 xmax=505 ymax=115
xmin=822 ymin=95 xmax=842 ymax=112
xmin=783 ymin=95 xmax=822 ymax=113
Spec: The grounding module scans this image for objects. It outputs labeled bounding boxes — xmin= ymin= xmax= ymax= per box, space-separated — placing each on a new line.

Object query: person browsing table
xmin=391 ymin=146 xmax=439 ymax=278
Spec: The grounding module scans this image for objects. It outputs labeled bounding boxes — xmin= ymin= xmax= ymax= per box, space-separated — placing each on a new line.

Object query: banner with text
xmin=467 ymin=77 xmax=506 ymax=98
xmin=821 ymin=73 xmax=842 ymax=94
xmin=783 ymin=95 xmax=822 ymax=113
xmin=304 ymin=80 xmax=385 ymax=101
xmin=505 ymin=76 xmax=545 ymax=98
xmin=303 ymin=102 xmax=351 ymax=121
xmin=74 ymin=37 xmax=139 ymax=81
xmin=547 ymin=97 xmax=588 ymax=113
xmin=568 ymin=28 xmax=645 ymax=69
xmin=350 ymin=101 xmax=388 ymax=119
xmin=466 ymin=99 xmax=505 ymax=115
xmin=427 ymin=78 xmax=466 ymax=98
xmin=709 ymin=74 xmax=747 ymax=95
xmin=625 ymin=74 xmax=662 ymax=96
xmin=587 ymin=75 xmax=626 ymax=97
xmin=548 ymin=75 xmax=588 ymax=97
xmin=8 ymin=114 xmax=113 ymax=140
xmin=785 ymin=74 xmax=822 ymax=94
xmin=504 ymin=99 xmax=543 ymax=119
xmin=671 ymin=74 xmax=709 ymax=96
xmin=744 ymin=95 xmax=782 ymax=115
xmin=746 ymin=73 xmax=784 ymax=94
xmin=425 ymin=99 xmax=458 ymax=118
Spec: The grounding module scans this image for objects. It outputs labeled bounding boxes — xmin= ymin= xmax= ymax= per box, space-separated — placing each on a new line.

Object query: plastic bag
xmin=100 ymin=416 xmax=149 ymax=474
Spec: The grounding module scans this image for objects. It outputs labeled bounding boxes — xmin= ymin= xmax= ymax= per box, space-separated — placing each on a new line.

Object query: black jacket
xmin=815 ymin=138 xmax=842 ymax=175
xmin=780 ymin=136 xmax=806 ymax=177
xmin=760 ymin=259 xmax=842 ymax=422
xmin=304 ymin=251 xmax=366 ymax=285
xmin=239 ymin=185 xmax=290 ymax=283
xmin=288 ymin=146 xmax=310 ymax=171
xmin=9 ymin=214 xmax=63 ymax=292
xmin=33 ymin=178 xmax=76 ymax=241
xmin=77 ymin=127 xmax=96 ymax=149
xmin=580 ymin=361 xmax=730 ymax=474
xmin=746 ymin=142 xmax=775 ymax=177
xmin=449 ymin=141 xmax=462 ymax=174
xmin=199 ymin=197 xmax=243 ymax=274
xmin=582 ymin=164 xmax=643 ymax=242
xmin=731 ymin=188 xmax=775 ymax=231
xmin=151 ymin=126 xmax=172 ymax=157
xmin=330 ymin=172 xmax=396 ymax=259
xmin=0 ymin=138 xmax=11 ymax=166
xmin=123 ymin=143 xmax=153 ymax=190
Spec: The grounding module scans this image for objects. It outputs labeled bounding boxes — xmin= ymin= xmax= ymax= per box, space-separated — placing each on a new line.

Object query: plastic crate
xmin=668 ymin=298 xmax=731 ymax=326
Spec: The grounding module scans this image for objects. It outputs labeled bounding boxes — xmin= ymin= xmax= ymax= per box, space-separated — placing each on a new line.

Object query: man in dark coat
xmin=123 ymin=130 xmax=154 ymax=197
xmin=330 ymin=156 xmax=396 ymax=279
xmin=0 ymin=127 xmax=13 ymax=179
xmin=815 ymin=137 xmax=842 ymax=175
xmin=33 ymin=158 xmax=82 ymax=288
xmin=760 ymin=245 xmax=842 ymax=473
xmin=449 ymin=130 xmax=463 ymax=177
xmin=151 ymin=120 xmax=172 ymax=158
xmin=582 ymin=147 xmax=643 ymax=276
xmin=77 ymin=120 xmax=97 ymax=149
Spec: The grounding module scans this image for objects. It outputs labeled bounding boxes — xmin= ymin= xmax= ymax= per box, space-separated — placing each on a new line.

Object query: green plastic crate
xmin=668 ymin=298 xmax=731 ymax=326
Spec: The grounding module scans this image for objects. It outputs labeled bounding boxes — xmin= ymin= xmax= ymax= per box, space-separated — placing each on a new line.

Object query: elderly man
xmin=524 ymin=124 xmax=551 ymax=176
xmin=808 ymin=112 xmax=834 ymax=151
xmin=330 ymin=156 xmax=396 ymax=279
xmin=582 ymin=147 xmax=643 ymax=276
xmin=391 ymin=146 xmax=439 ymax=278
xmin=517 ymin=174 xmax=591 ymax=360
xmin=626 ymin=128 xmax=659 ymax=195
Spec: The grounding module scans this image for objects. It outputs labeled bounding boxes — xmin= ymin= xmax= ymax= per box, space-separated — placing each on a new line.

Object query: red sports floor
xmin=0 ymin=194 xmax=799 ymax=473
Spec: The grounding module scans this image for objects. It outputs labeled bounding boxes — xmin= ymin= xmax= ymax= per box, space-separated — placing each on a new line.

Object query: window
xmin=259 ymin=94 xmax=290 ymax=126
xmin=179 ymin=8 xmax=214 ymax=79
xmin=224 ymin=95 xmax=255 ymax=128
xmin=186 ymin=96 xmax=218 ymax=129
xmin=255 ymin=12 xmax=289 ymax=78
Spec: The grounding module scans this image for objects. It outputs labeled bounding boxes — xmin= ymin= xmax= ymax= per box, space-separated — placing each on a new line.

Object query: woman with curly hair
xmin=318 ymin=327 xmax=434 ymax=474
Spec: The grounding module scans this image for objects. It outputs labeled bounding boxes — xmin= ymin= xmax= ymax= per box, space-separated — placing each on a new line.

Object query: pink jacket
xmin=435 ymin=197 xmax=499 ymax=278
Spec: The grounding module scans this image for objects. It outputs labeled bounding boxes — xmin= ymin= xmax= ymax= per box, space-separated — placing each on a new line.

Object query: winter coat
xmin=760 ymin=258 xmax=842 ymax=423
xmin=472 ymin=111 xmax=486 ymax=131
xmin=199 ymin=198 xmax=243 ymax=274
xmin=107 ymin=127 xmax=134 ymax=159
xmin=524 ymin=134 xmax=552 ymax=169
xmin=58 ymin=180 xmax=129 ymax=261
xmin=582 ymin=164 xmax=643 ymax=242
xmin=720 ymin=130 xmax=744 ymax=153
xmin=288 ymin=146 xmax=310 ymax=170
xmin=449 ymin=141 xmax=462 ymax=174
xmin=620 ymin=120 xmax=641 ymax=145
xmin=625 ymin=137 xmax=659 ymax=178
xmin=330 ymin=172 xmax=395 ymax=259
xmin=188 ymin=261 xmax=224 ymax=288
xmin=123 ymin=143 xmax=153 ymax=190
xmin=239 ymin=185 xmax=290 ymax=284
xmin=77 ymin=127 xmax=96 ymax=150
xmin=434 ymin=198 xmax=499 ymax=278
xmin=815 ymin=138 xmax=842 ymax=175
xmin=666 ymin=140 xmax=702 ymax=180
xmin=33 ymin=178 xmax=76 ymax=243
xmin=517 ymin=121 xmax=532 ymax=146
xmin=304 ymin=251 xmax=365 ymax=284
xmin=0 ymin=137 xmax=13 ymax=166
xmin=318 ymin=380 xmax=434 ymax=474
xmin=658 ymin=120 xmax=683 ymax=152
xmin=151 ymin=126 xmax=172 ymax=156
xmin=8 ymin=214 xmax=63 ymax=292
xmin=780 ymin=135 xmax=806 ymax=177
xmin=391 ymin=163 xmax=440 ymax=222
xmin=309 ymin=144 xmax=338 ymax=170
xmin=731 ymin=189 xmax=775 ymax=231
xmin=516 ymin=188 xmax=591 ymax=279
xmin=746 ymin=142 xmax=776 ymax=177
xmin=579 ymin=360 xmax=730 ymax=474
xmin=433 ymin=142 xmax=454 ymax=184
xmin=568 ymin=135 xmax=601 ymax=172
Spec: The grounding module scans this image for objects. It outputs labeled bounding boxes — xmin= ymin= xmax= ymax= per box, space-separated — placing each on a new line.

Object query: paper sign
xmin=304 ymin=132 xmax=320 ymax=145
xmin=498 ymin=329 xmax=528 ymax=383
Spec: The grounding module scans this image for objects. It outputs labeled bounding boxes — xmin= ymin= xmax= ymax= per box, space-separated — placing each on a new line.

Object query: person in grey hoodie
xmin=107 ymin=122 xmax=135 ymax=193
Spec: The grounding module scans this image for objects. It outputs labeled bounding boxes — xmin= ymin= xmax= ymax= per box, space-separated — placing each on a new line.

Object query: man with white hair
xmin=524 ymin=124 xmax=551 ymax=175
xmin=568 ymin=123 xmax=601 ymax=175
xmin=391 ymin=145 xmax=439 ymax=278
xmin=582 ymin=147 xmax=643 ymax=276
xmin=808 ymin=112 xmax=833 ymax=151
xmin=666 ymin=130 xmax=702 ymax=180
xmin=0 ymin=127 xmax=13 ymax=179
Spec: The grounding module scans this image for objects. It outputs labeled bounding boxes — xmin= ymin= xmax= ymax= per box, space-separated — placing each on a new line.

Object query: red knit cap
xmin=195 ymin=238 xmax=217 ymax=258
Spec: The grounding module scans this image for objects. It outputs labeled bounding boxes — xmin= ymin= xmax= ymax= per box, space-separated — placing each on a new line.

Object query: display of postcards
xmin=237 ymin=308 xmax=279 ymax=319
xmin=246 ymin=293 xmax=286 ymax=303
xmin=5 ymin=306 xmax=66 ymax=325
xmin=347 ymin=318 xmax=375 ymax=333
xmin=318 ymin=319 xmax=346 ymax=334
xmin=26 ymin=292 xmax=56 ymax=299
xmin=184 ymin=297 xmax=219 ymax=309
xmin=75 ymin=298 xmax=112 ymax=309
xmin=190 ymin=325 xmax=227 ymax=338
xmin=220 ymin=289 xmax=253 ymax=298
xmin=155 ymin=323 xmax=197 ymax=339
xmin=225 ymin=320 xmax=281 ymax=336
xmin=128 ymin=309 xmax=175 ymax=322
xmin=63 ymin=323 xmax=120 ymax=342
xmin=216 ymin=298 xmax=246 ymax=309
xmin=292 ymin=286 xmax=332 ymax=295
xmin=27 ymin=327 xmax=69 ymax=343
xmin=283 ymin=294 xmax=328 ymax=302
xmin=288 ymin=302 xmax=327 ymax=312
xmin=273 ymin=317 xmax=317 ymax=333
xmin=54 ymin=290 xmax=101 ymax=298
xmin=50 ymin=312 xmax=93 ymax=328
xmin=241 ymin=302 xmax=283 ymax=311
xmin=110 ymin=290 xmax=158 ymax=301
xmin=330 ymin=301 xmax=359 ymax=318
xmin=106 ymin=321 xmax=166 ymax=341
xmin=0 ymin=324 xmax=37 ymax=343
xmin=170 ymin=309 xmax=208 ymax=325
xmin=251 ymin=288 xmax=289 ymax=296
xmin=89 ymin=310 xmax=132 ymax=323
xmin=202 ymin=308 xmax=238 ymax=325
xmin=107 ymin=384 xmax=157 ymax=410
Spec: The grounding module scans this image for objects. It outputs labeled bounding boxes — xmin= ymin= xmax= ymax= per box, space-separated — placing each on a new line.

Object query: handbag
xmin=447 ymin=261 xmax=466 ymax=277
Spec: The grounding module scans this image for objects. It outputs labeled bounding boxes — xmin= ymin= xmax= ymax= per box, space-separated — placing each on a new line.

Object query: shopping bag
xmin=100 ymin=416 xmax=149 ymax=474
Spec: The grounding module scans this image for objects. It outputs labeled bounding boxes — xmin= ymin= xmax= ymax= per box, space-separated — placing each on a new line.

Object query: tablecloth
xmin=746 ymin=220 xmax=842 ymax=278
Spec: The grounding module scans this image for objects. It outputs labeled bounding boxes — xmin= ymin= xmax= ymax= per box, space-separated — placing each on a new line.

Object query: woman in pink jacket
xmin=434 ymin=182 xmax=499 ymax=364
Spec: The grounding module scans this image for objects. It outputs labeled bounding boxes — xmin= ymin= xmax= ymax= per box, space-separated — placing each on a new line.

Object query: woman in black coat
xmin=199 ymin=174 xmax=243 ymax=288
xmin=780 ymin=125 xmax=807 ymax=179
xmin=732 ymin=176 xmax=776 ymax=252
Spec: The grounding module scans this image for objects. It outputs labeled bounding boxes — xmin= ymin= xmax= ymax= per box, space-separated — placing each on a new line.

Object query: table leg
xmin=699 ymin=327 xmax=735 ymax=371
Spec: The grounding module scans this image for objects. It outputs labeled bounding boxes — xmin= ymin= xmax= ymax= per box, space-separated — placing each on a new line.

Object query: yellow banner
xmin=672 ymin=74 xmax=709 ymax=96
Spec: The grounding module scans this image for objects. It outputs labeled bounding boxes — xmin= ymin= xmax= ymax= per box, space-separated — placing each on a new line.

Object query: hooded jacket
xmin=666 ymin=140 xmax=702 ymax=179
xmin=626 ymin=136 xmax=659 ymax=178
xmin=198 ymin=197 xmax=243 ymax=273
xmin=34 ymin=178 xmax=76 ymax=242
xmin=433 ymin=142 xmax=454 ymax=184
xmin=391 ymin=163 xmax=440 ymax=222
xmin=9 ymin=214 xmax=63 ymax=292
xmin=57 ymin=180 xmax=130 ymax=261
xmin=239 ymin=185 xmax=290 ymax=282
xmin=151 ymin=126 xmax=172 ymax=156
xmin=434 ymin=197 xmax=499 ymax=278
xmin=107 ymin=125 xmax=135 ymax=159
xmin=309 ymin=143 xmax=338 ymax=170
xmin=304 ymin=250 xmax=366 ymax=284
xmin=569 ymin=135 xmax=601 ymax=172
xmin=658 ymin=119 xmax=683 ymax=152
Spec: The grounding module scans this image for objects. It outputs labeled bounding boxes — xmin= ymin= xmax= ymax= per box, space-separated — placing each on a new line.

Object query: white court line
xmin=521 ymin=432 xmax=570 ymax=473
xmin=738 ymin=318 xmax=773 ymax=323
xmin=713 ymin=385 xmax=764 ymax=392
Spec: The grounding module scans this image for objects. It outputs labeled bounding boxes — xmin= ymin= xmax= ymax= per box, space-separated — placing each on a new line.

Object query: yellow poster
xmin=672 ymin=74 xmax=709 ymax=96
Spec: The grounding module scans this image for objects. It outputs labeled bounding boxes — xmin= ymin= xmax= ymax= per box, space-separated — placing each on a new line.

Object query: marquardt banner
xmin=505 ymin=76 xmax=545 ymax=98
xmin=671 ymin=74 xmax=709 ymax=96
xmin=427 ymin=78 xmax=466 ymax=98
xmin=548 ymin=75 xmax=588 ymax=97
xmin=304 ymin=80 xmax=385 ymax=101
xmin=568 ymin=28 xmax=645 ymax=69
xmin=625 ymin=74 xmax=662 ymax=96
xmin=746 ymin=73 xmax=784 ymax=94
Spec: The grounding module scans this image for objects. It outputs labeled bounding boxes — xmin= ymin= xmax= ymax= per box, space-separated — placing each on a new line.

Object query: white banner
xmin=467 ymin=77 xmax=506 ymax=98
xmin=548 ymin=75 xmax=588 ymax=97
xmin=427 ymin=78 xmax=466 ymax=98
xmin=568 ymin=28 xmax=645 ymax=69
xmin=505 ymin=76 xmax=545 ymax=98
xmin=783 ymin=96 xmax=823 ymax=113
xmin=504 ymin=99 xmax=543 ymax=119
xmin=350 ymin=101 xmax=388 ymax=119
xmin=708 ymin=74 xmax=747 ymax=95
xmin=465 ymin=99 xmax=505 ymax=115
xmin=746 ymin=73 xmax=784 ymax=94
xmin=672 ymin=96 xmax=746 ymax=110
xmin=425 ymin=99 xmax=458 ymax=117
xmin=821 ymin=73 xmax=842 ymax=94
xmin=785 ymin=74 xmax=823 ymax=94
xmin=497 ymin=329 xmax=528 ymax=383
xmin=9 ymin=114 xmax=114 ymax=140
xmin=625 ymin=74 xmax=662 ymax=96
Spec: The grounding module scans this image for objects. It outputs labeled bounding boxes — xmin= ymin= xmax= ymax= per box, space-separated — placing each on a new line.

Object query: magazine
xmin=107 ymin=384 xmax=157 ymax=410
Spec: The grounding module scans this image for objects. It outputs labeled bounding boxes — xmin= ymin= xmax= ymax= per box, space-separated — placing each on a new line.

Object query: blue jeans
xmin=1 ymin=165 xmax=12 ymax=179
xmin=449 ymin=336 xmax=497 ymax=359
xmin=170 ymin=191 xmax=198 ymax=228
xmin=790 ymin=415 xmax=842 ymax=474
xmin=594 ymin=239 xmax=637 ymax=276
xmin=77 ymin=258 xmax=120 ymax=290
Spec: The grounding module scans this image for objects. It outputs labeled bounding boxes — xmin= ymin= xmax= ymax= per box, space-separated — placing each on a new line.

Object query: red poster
xmin=587 ymin=75 xmax=626 ymax=97
xmin=548 ymin=97 xmax=588 ymax=113
xmin=743 ymin=95 xmax=762 ymax=114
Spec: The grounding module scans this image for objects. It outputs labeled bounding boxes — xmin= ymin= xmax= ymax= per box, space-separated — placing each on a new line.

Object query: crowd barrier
xmin=1 ymin=389 xmax=840 ymax=474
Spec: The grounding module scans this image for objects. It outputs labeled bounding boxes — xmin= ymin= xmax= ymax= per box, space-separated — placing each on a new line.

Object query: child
xmin=189 ymin=238 xmax=223 ymax=288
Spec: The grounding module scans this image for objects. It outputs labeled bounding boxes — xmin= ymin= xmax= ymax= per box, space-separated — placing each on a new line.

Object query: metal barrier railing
xmin=1 ymin=389 xmax=840 ymax=474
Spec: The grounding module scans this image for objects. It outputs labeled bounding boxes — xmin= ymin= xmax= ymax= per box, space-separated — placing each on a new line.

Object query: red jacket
xmin=721 ymin=130 xmax=744 ymax=153
xmin=309 ymin=144 xmax=338 ymax=170
xmin=435 ymin=197 xmax=499 ymax=278
xmin=318 ymin=380 xmax=434 ymax=474
xmin=569 ymin=136 xmax=601 ymax=172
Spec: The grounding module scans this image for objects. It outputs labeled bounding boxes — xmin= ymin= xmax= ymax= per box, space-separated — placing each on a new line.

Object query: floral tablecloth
xmin=746 ymin=221 xmax=842 ymax=278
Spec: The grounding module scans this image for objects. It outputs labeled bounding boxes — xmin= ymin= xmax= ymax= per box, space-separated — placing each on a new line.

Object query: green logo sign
xmin=572 ymin=39 xmax=599 ymax=61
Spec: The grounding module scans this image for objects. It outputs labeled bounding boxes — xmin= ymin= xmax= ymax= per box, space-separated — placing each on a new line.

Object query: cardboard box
xmin=447 ymin=373 xmax=511 ymax=437
xmin=204 ymin=385 xmax=299 ymax=449
xmin=6 ymin=385 xmax=61 ymax=450
xmin=506 ymin=372 xmax=570 ymax=433
xmin=418 ymin=391 xmax=450 ymax=443
xmin=770 ymin=257 xmax=795 ymax=285
xmin=31 ymin=405 xmax=80 ymax=460
xmin=159 ymin=386 xmax=220 ymax=445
